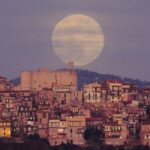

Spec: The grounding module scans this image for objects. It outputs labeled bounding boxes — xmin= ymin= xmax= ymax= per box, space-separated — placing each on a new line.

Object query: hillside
xmin=77 ymin=69 xmax=150 ymax=90
xmin=11 ymin=69 xmax=150 ymax=90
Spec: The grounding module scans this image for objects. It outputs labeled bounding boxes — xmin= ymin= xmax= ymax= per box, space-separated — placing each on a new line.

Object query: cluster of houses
xmin=0 ymin=68 xmax=150 ymax=147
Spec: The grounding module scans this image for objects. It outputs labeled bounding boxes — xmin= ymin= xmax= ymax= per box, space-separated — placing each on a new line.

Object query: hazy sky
xmin=0 ymin=0 xmax=150 ymax=80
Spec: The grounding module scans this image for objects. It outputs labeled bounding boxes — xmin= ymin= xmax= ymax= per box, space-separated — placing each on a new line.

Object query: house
xmin=48 ymin=115 xmax=87 ymax=146
xmin=140 ymin=121 xmax=150 ymax=146
xmin=48 ymin=119 xmax=67 ymax=146
xmin=104 ymin=122 xmax=129 ymax=146
xmin=0 ymin=119 xmax=11 ymax=138
xmin=106 ymin=80 xmax=123 ymax=102
xmin=0 ymin=76 xmax=12 ymax=91
xmin=83 ymin=82 xmax=101 ymax=103
xmin=86 ymin=117 xmax=102 ymax=129
xmin=66 ymin=115 xmax=86 ymax=145
xmin=112 ymin=113 xmax=124 ymax=125
xmin=37 ymin=110 xmax=49 ymax=138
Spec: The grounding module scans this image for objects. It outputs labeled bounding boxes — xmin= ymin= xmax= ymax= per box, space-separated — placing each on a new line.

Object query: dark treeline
xmin=0 ymin=139 xmax=50 ymax=150
xmin=0 ymin=131 xmax=149 ymax=150
xmin=0 ymin=141 xmax=150 ymax=150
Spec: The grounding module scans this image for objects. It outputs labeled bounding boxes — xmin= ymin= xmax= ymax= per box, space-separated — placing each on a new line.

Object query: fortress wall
xmin=21 ymin=71 xmax=32 ymax=91
xmin=56 ymin=71 xmax=77 ymax=87
xmin=20 ymin=68 xmax=77 ymax=91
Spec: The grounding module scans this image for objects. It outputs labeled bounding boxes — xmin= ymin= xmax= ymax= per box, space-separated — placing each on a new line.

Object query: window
xmin=79 ymin=122 xmax=82 ymax=126
xmin=70 ymin=129 xmax=73 ymax=133
xmin=28 ymin=127 xmax=31 ymax=131
xmin=78 ymin=134 xmax=83 ymax=139
xmin=43 ymin=113 xmax=46 ymax=118
xmin=144 ymin=135 xmax=148 ymax=140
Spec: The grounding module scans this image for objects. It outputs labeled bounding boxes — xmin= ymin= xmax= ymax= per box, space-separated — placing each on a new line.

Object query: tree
xmin=131 ymin=145 xmax=149 ymax=150
xmin=84 ymin=128 xmax=103 ymax=144
xmin=146 ymin=105 xmax=150 ymax=119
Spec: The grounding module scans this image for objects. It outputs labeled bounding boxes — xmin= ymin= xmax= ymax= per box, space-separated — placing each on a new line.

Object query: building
xmin=0 ymin=76 xmax=12 ymax=91
xmin=37 ymin=110 xmax=49 ymax=139
xmin=104 ymin=123 xmax=129 ymax=146
xmin=140 ymin=121 xmax=150 ymax=146
xmin=48 ymin=115 xmax=86 ymax=146
xmin=106 ymin=80 xmax=123 ymax=102
xmin=20 ymin=66 xmax=77 ymax=91
xmin=52 ymin=85 xmax=76 ymax=104
xmin=83 ymin=82 xmax=101 ymax=103
xmin=48 ymin=119 xmax=67 ymax=146
xmin=86 ymin=117 xmax=102 ymax=129
xmin=66 ymin=115 xmax=86 ymax=145
xmin=0 ymin=120 xmax=11 ymax=138
xmin=112 ymin=113 xmax=124 ymax=125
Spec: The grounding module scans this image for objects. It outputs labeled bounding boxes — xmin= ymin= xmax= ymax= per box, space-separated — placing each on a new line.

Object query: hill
xmin=11 ymin=69 xmax=150 ymax=90
xmin=76 ymin=69 xmax=150 ymax=90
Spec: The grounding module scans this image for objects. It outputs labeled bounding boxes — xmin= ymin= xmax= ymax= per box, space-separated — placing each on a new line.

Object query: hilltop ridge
xmin=11 ymin=69 xmax=150 ymax=90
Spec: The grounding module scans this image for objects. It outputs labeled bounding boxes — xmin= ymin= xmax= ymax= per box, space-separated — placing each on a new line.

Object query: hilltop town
xmin=0 ymin=64 xmax=150 ymax=149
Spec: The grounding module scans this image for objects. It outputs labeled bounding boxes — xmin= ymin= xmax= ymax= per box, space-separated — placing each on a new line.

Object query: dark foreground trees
xmin=84 ymin=128 xmax=103 ymax=144
xmin=0 ymin=139 xmax=149 ymax=150
xmin=0 ymin=138 xmax=50 ymax=150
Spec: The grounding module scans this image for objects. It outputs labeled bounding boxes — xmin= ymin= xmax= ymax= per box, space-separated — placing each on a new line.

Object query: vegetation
xmin=0 ymin=141 xmax=149 ymax=150
xmin=84 ymin=128 xmax=103 ymax=144
xmin=0 ymin=139 xmax=50 ymax=150
xmin=12 ymin=69 xmax=150 ymax=90
xmin=76 ymin=69 xmax=150 ymax=90
xmin=146 ymin=105 xmax=150 ymax=119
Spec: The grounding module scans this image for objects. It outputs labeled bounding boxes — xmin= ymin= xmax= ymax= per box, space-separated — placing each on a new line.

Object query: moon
xmin=52 ymin=14 xmax=105 ymax=66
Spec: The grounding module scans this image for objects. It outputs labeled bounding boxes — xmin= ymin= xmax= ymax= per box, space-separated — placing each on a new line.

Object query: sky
xmin=0 ymin=0 xmax=150 ymax=81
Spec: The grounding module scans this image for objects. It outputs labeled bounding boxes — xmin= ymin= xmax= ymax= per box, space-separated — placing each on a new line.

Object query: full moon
xmin=52 ymin=14 xmax=105 ymax=66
